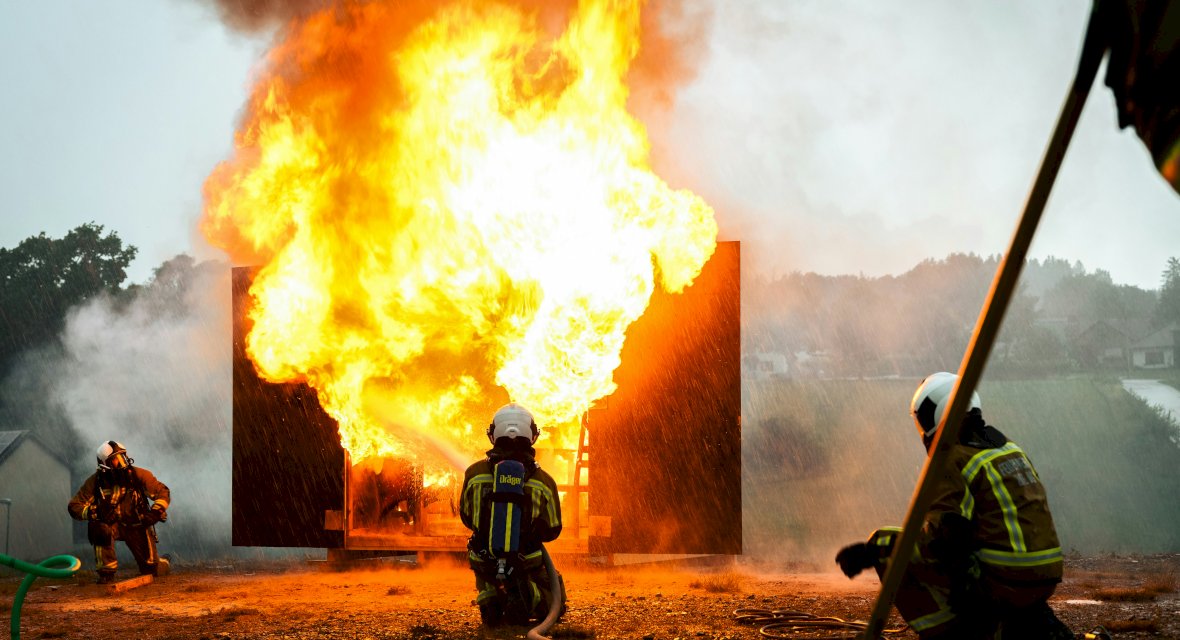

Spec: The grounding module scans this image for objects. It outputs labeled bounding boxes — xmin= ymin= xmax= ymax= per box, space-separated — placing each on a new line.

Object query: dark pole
xmin=0 ymin=499 xmax=11 ymax=556
xmin=860 ymin=2 xmax=1110 ymax=637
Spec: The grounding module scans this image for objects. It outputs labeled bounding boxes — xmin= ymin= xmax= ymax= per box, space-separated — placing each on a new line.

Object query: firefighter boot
xmin=96 ymin=570 xmax=116 ymax=585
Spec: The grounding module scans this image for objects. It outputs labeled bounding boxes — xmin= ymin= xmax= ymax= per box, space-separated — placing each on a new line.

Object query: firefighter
xmin=67 ymin=441 xmax=170 ymax=584
xmin=835 ymin=373 xmax=1072 ymax=639
xmin=460 ymin=402 xmax=563 ymax=626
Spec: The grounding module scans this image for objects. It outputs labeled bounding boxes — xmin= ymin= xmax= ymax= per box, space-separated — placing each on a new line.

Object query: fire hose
xmin=734 ymin=608 xmax=907 ymax=639
xmin=526 ymin=545 xmax=565 ymax=640
xmin=0 ymin=552 xmax=82 ymax=640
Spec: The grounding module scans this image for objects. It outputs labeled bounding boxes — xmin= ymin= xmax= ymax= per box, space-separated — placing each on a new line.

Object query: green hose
xmin=0 ymin=553 xmax=82 ymax=640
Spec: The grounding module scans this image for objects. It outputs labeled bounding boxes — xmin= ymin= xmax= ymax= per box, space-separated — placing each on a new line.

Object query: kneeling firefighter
xmin=460 ymin=403 xmax=564 ymax=627
xmin=836 ymin=373 xmax=1072 ymax=639
xmin=67 ymin=441 xmax=170 ymax=584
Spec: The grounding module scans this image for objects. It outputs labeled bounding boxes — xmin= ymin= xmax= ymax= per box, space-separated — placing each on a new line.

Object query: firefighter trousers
xmin=88 ymin=521 xmax=159 ymax=578
xmin=469 ymin=550 xmax=557 ymax=620
xmin=874 ymin=559 xmax=1071 ymax=639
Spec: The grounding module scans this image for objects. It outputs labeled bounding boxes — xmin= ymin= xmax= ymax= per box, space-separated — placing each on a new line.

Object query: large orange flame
xmin=202 ymin=0 xmax=717 ymax=472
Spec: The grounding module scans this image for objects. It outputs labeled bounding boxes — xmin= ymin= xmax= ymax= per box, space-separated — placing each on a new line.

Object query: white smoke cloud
xmin=640 ymin=0 xmax=1180 ymax=288
xmin=51 ymin=259 xmax=232 ymax=554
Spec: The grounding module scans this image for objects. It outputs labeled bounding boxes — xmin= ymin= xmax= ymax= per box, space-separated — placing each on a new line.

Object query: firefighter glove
xmin=149 ymin=504 xmax=168 ymax=523
xmin=99 ymin=508 xmax=119 ymax=525
xmin=835 ymin=542 xmax=876 ymax=578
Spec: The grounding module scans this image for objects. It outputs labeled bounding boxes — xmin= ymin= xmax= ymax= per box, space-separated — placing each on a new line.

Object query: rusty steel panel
xmin=589 ymin=241 xmax=742 ymax=555
xmin=231 ymin=268 xmax=345 ymax=548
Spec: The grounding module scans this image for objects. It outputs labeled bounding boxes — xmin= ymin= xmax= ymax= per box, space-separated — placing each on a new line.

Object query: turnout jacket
xmin=876 ymin=415 xmax=1063 ymax=585
xmin=460 ymin=444 xmax=562 ymax=555
xmin=68 ymin=467 xmax=170 ymax=527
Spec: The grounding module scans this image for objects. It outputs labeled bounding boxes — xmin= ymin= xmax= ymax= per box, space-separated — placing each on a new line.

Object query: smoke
xmin=17 ymin=257 xmax=234 ymax=557
xmin=189 ymin=0 xmax=333 ymax=32
xmin=635 ymin=1 xmax=1104 ymax=280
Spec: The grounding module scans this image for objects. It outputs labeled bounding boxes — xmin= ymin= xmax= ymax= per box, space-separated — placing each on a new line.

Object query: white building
xmin=0 ymin=431 xmax=73 ymax=561
xmin=1130 ymin=323 xmax=1179 ymax=370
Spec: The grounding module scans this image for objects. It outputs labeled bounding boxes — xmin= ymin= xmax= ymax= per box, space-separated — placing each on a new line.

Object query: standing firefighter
xmin=836 ymin=373 xmax=1072 ymax=639
xmin=460 ymin=402 xmax=563 ymax=626
xmin=68 ymin=441 xmax=170 ymax=584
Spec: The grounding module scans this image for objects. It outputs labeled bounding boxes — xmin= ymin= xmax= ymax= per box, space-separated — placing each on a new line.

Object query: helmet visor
xmin=106 ymin=451 xmax=130 ymax=470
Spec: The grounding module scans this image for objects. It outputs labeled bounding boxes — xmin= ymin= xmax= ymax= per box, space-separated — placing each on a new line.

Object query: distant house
xmin=1130 ymin=323 xmax=1180 ymax=370
xmin=0 ymin=431 xmax=73 ymax=561
xmin=1074 ymin=320 xmax=1130 ymax=369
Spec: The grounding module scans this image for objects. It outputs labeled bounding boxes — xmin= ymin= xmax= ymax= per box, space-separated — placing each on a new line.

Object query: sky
xmin=1 ymin=0 xmax=1178 ymax=290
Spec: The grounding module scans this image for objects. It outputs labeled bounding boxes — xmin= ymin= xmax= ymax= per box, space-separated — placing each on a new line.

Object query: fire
xmin=202 ymin=1 xmax=717 ymax=470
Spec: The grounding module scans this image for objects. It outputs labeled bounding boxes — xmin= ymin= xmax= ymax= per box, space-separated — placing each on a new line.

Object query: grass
xmin=688 ymin=571 xmax=743 ymax=593
xmin=1092 ymin=572 xmax=1176 ymax=602
xmin=1094 ymin=586 xmax=1159 ymax=602
xmin=1143 ymin=572 xmax=1177 ymax=594
xmin=1103 ymin=618 xmax=1160 ymax=633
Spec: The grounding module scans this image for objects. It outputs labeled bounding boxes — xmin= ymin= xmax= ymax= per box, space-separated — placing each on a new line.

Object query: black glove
xmin=99 ymin=508 xmax=119 ymax=525
xmin=835 ymin=542 xmax=877 ymax=578
xmin=148 ymin=504 xmax=168 ymax=524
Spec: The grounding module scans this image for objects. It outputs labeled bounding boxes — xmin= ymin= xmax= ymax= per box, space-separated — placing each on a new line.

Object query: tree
xmin=1154 ymin=257 xmax=1180 ymax=329
xmin=0 ymin=223 xmax=137 ymax=378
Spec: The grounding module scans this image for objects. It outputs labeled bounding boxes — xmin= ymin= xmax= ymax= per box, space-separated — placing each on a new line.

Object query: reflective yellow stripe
xmin=874 ymin=526 xmax=901 ymax=546
xmin=467 ymin=475 xmax=492 ymax=523
xmin=153 ymin=499 xmax=169 ymax=509
xmin=982 ymin=461 xmax=1025 ymax=552
xmin=959 ymin=490 xmax=975 ymax=520
xmin=531 ymin=484 xmax=541 ymax=519
xmin=909 ymin=606 xmax=955 ymax=632
xmin=978 ymin=547 xmax=1063 ymax=567
xmin=523 ymin=549 xmax=543 ymax=560
xmin=961 ymin=443 xmax=1021 ymax=484
xmin=504 ymin=503 xmax=515 ymax=551
xmin=526 ymin=479 xmax=558 ymax=526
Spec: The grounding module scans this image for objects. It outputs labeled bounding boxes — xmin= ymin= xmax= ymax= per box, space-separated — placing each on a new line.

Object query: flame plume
xmin=202 ymin=0 xmax=717 ymax=470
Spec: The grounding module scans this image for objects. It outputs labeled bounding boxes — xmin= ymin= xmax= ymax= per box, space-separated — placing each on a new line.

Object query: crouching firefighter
xmin=836 ymin=373 xmax=1072 ymax=639
xmin=460 ymin=403 xmax=564 ymax=626
xmin=67 ymin=441 xmax=171 ymax=584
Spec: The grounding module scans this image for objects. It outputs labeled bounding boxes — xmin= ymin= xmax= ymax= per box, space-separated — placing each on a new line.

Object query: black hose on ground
xmin=734 ymin=607 xmax=907 ymax=639
xmin=526 ymin=545 xmax=564 ymax=640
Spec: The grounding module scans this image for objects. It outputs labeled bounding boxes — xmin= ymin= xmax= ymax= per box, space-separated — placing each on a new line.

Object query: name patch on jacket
xmin=995 ymin=456 xmax=1038 ymax=487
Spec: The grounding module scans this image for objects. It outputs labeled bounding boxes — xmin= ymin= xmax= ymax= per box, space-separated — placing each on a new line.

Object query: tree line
xmin=744 ymin=253 xmax=1180 ymax=378
xmin=0 ymin=224 xmax=220 ymax=459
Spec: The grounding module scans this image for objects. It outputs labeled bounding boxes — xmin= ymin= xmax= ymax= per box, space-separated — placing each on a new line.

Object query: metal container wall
xmin=588 ymin=241 xmax=742 ymax=555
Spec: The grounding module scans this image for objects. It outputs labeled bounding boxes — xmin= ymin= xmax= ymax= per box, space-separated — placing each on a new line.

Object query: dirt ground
xmin=1 ymin=554 xmax=1177 ymax=639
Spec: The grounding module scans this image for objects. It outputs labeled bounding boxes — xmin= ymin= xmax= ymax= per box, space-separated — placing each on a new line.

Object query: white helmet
xmin=487 ymin=403 xmax=539 ymax=444
xmin=909 ymin=372 xmax=981 ymax=438
xmin=97 ymin=440 xmax=131 ymax=471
